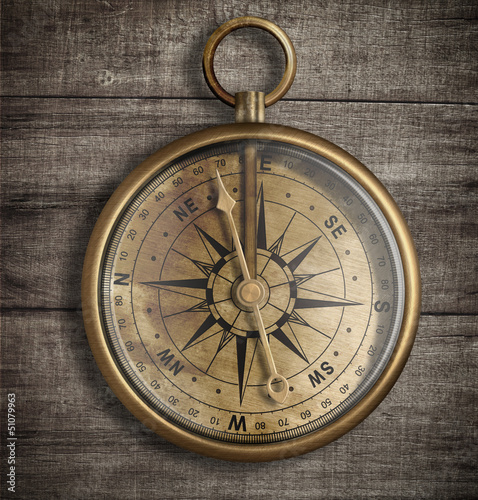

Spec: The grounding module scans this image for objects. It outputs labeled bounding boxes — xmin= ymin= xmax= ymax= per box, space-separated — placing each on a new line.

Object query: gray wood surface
xmin=1 ymin=1 xmax=477 ymax=499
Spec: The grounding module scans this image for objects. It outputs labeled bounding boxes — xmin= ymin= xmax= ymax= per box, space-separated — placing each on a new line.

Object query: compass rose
xmin=142 ymin=182 xmax=361 ymax=404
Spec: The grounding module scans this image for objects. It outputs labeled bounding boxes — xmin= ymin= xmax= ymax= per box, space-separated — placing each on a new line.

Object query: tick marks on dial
xmin=216 ymin=389 xmax=221 ymax=394
xmin=155 ymin=334 xmax=160 ymax=339
xmin=334 ymin=351 xmax=339 ymax=357
xmin=345 ymin=250 xmax=350 ymax=255
xmin=309 ymin=205 xmax=315 ymax=211
xmin=286 ymin=193 xmax=291 ymax=198
xmin=151 ymin=256 xmax=157 ymax=261
xmin=163 ymin=232 xmax=169 ymax=237
xmin=192 ymin=377 xmax=197 ymax=382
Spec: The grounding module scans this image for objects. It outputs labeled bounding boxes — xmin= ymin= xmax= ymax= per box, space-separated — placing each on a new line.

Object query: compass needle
xmin=216 ymin=171 xmax=289 ymax=403
xmin=83 ymin=16 xmax=420 ymax=462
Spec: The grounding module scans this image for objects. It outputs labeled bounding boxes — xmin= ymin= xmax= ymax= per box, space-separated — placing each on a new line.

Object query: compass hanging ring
xmin=202 ymin=16 xmax=297 ymax=107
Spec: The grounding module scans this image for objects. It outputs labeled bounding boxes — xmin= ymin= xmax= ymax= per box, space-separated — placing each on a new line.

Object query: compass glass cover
xmin=100 ymin=140 xmax=404 ymax=444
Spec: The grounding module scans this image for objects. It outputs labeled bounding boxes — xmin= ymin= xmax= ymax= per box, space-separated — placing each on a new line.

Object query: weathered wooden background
xmin=1 ymin=1 xmax=477 ymax=498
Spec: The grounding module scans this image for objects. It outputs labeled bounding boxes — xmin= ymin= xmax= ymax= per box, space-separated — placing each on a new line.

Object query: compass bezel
xmin=82 ymin=123 xmax=421 ymax=462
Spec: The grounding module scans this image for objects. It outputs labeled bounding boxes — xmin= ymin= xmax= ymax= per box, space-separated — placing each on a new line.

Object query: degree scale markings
xmin=102 ymin=140 xmax=404 ymax=444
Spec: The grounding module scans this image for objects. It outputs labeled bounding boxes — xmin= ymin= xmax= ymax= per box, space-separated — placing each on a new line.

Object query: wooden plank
xmin=1 ymin=310 xmax=476 ymax=498
xmin=1 ymin=0 xmax=477 ymax=103
xmin=2 ymin=98 xmax=477 ymax=313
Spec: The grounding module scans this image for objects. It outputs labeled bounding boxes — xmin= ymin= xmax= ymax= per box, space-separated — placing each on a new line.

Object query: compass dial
xmin=83 ymin=126 xmax=419 ymax=461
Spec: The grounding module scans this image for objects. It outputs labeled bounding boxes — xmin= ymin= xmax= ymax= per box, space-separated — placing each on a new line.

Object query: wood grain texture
xmin=2 ymin=0 xmax=477 ymax=102
xmin=1 ymin=0 xmax=477 ymax=498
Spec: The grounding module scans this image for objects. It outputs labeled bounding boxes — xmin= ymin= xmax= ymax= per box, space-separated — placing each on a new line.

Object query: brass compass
xmin=82 ymin=17 xmax=420 ymax=462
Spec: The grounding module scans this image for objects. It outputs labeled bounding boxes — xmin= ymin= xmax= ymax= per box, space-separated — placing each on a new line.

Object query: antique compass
xmin=82 ymin=17 xmax=420 ymax=462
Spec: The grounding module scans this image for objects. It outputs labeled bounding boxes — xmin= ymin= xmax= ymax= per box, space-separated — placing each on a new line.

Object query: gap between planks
xmin=1 ymin=96 xmax=477 ymax=106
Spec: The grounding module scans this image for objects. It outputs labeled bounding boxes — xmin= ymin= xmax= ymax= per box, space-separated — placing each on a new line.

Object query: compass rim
xmin=81 ymin=123 xmax=421 ymax=462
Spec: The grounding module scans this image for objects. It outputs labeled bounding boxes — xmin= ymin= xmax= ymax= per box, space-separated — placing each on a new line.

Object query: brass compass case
xmin=82 ymin=18 xmax=420 ymax=462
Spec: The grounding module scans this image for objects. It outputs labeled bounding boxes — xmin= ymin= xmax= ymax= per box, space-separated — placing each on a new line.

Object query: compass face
xmin=84 ymin=128 xmax=417 ymax=461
